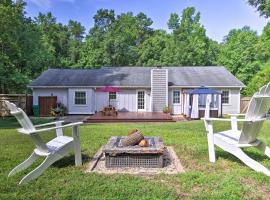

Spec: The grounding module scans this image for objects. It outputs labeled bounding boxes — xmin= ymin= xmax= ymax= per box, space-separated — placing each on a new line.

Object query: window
xmin=137 ymin=91 xmax=145 ymax=110
xmin=173 ymin=91 xmax=180 ymax=104
xmin=109 ymin=92 xmax=117 ymax=100
xmin=75 ymin=91 xmax=86 ymax=105
xmin=222 ymin=91 xmax=230 ymax=104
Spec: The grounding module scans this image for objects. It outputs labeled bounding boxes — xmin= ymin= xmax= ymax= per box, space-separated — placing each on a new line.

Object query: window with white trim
xmin=109 ymin=92 xmax=117 ymax=100
xmin=173 ymin=91 xmax=180 ymax=104
xmin=222 ymin=91 xmax=230 ymax=104
xmin=75 ymin=91 xmax=86 ymax=105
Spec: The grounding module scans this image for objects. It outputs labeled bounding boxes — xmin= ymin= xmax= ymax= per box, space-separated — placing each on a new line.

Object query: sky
xmin=24 ymin=0 xmax=269 ymax=42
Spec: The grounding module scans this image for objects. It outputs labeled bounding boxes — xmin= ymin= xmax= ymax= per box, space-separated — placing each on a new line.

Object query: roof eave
xmin=28 ymin=85 xmax=246 ymax=89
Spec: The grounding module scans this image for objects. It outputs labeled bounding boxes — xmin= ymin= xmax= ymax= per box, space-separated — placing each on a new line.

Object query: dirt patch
xmin=240 ymin=177 xmax=270 ymax=200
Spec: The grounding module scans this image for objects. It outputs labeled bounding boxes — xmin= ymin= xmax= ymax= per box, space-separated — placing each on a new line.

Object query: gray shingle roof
xmin=28 ymin=66 xmax=245 ymax=88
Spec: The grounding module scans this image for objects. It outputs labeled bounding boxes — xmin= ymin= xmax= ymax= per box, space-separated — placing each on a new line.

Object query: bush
xmin=51 ymin=102 xmax=67 ymax=118
xmin=163 ymin=106 xmax=172 ymax=114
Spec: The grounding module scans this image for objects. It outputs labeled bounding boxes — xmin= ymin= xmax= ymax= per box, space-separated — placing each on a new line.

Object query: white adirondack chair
xmin=202 ymin=82 xmax=270 ymax=176
xmin=4 ymin=100 xmax=83 ymax=184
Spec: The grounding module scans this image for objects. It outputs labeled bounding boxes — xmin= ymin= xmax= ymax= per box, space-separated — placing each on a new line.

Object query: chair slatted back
xmin=4 ymin=101 xmax=49 ymax=153
xmin=239 ymin=83 xmax=270 ymax=144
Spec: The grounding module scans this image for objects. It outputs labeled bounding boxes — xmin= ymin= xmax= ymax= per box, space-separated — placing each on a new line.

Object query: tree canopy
xmin=1 ymin=0 xmax=270 ymax=95
xmin=248 ymin=0 xmax=270 ymax=17
xmin=218 ymin=26 xmax=259 ymax=85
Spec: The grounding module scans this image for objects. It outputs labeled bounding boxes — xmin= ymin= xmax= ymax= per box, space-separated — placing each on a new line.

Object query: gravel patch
xmin=86 ymin=146 xmax=185 ymax=175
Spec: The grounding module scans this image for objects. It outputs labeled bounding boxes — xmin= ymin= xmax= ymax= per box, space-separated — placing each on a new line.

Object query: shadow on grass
xmin=216 ymin=148 xmax=270 ymax=166
xmin=0 ymin=117 xmax=21 ymax=129
xmin=52 ymin=153 xmax=90 ymax=168
xmin=0 ymin=117 xmax=53 ymax=129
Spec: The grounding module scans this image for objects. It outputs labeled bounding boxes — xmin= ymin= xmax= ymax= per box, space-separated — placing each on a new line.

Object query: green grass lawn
xmin=0 ymin=117 xmax=270 ymax=200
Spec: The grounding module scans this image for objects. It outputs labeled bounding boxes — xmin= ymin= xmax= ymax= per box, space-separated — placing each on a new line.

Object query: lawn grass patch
xmin=0 ymin=119 xmax=270 ymax=199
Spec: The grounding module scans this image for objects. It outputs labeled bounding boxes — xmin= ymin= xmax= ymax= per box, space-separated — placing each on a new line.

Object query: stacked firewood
xmin=121 ymin=129 xmax=149 ymax=147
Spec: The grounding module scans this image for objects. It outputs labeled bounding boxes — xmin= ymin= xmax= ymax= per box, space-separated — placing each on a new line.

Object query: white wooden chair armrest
xmin=34 ymin=121 xmax=65 ymax=128
xmin=201 ymin=117 xmax=232 ymax=122
xmin=201 ymin=117 xmax=270 ymax=122
xmin=228 ymin=114 xmax=246 ymax=117
xmin=202 ymin=117 xmax=244 ymax=132
xmin=30 ymin=122 xmax=83 ymax=134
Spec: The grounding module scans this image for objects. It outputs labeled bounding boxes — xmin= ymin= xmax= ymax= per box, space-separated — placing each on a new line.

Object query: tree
xmin=137 ymin=30 xmax=168 ymax=66
xmin=35 ymin=12 xmax=85 ymax=67
xmin=103 ymin=12 xmax=153 ymax=66
xmin=245 ymin=63 xmax=270 ymax=95
xmin=255 ymin=22 xmax=270 ymax=63
xmin=161 ymin=7 xmax=215 ymax=66
xmin=168 ymin=13 xmax=179 ymax=30
xmin=80 ymin=10 xmax=153 ymax=67
xmin=68 ymin=20 xmax=85 ymax=41
xmin=217 ymin=26 xmax=259 ymax=85
xmin=79 ymin=9 xmax=115 ymax=68
xmin=0 ymin=0 xmax=51 ymax=93
xmin=93 ymin=9 xmax=115 ymax=32
xmin=248 ymin=0 xmax=270 ymax=18
xmin=67 ymin=20 xmax=85 ymax=66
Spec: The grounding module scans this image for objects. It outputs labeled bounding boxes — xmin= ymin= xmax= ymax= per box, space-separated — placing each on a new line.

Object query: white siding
xmin=117 ymin=89 xmax=136 ymax=112
xmin=217 ymin=88 xmax=241 ymax=114
xmin=110 ymin=89 xmax=151 ymax=112
xmin=95 ymin=89 xmax=151 ymax=112
xmin=33 ymin=88 xmax=68 ymax=106
xmin=95 ymin=92 xmax=108 ymax=112
xmin=68 ymin=88 xmax=95 ymax=114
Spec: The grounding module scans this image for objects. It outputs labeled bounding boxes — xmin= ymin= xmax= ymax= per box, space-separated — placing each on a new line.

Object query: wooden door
xmin=38 ymin=96 xmax=57 ymax=117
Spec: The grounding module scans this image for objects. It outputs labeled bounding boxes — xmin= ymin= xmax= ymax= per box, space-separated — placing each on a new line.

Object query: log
xmin=121 ymin=131 xmax=144 ymax=146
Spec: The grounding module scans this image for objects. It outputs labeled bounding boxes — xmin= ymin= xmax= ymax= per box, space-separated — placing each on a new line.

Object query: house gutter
xmin=28 ymin=85 xmax=246 ymax=89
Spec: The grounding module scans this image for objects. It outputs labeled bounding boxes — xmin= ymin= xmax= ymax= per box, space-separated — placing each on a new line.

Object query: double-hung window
xmin=221 ymin=91 xmax=230 ymax=104
xmin=75 ymin=91 xmax=86 ymax=105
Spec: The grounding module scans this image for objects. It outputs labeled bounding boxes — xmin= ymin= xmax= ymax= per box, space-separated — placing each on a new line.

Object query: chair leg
xmin=255 ymin=142 xmax=270 ymax=158
xmin=19 ymin=154 xmax=61 ymax=185
xmin=215 ymin=137 xmax=270 ymax=176
xmin=207 ymin=133 xmax=216 ymax=163
xmin=8 ymin=152 xmax=39 ymax=177
xmin=72 ymin=125 xmax=82 ymax=166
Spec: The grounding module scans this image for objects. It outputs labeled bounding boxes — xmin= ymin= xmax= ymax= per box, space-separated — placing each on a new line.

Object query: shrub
xmin=163 ymin=106 xmax=172 ymax=114
xmin=51 ymin=102 xmax=67 ymax=118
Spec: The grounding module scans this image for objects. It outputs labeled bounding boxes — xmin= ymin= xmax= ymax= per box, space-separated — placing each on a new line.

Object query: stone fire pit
xmin=104 ymin=136 xmax=164 ymax=168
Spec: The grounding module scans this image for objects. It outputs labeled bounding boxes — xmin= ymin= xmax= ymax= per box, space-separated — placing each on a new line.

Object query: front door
xmin=172 ymin=90 xmax=181 ymax=114
xmin=137 ymin=91 xmax=146 ymax=111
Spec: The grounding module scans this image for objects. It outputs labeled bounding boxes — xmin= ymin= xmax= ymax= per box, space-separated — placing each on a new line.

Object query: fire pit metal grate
xmin=104 ymin=136 xmax=164 ymax=168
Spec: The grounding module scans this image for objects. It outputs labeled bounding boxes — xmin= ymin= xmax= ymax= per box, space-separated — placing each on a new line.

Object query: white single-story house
xmin=28 ymin=66 xmax=245 ymax=117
